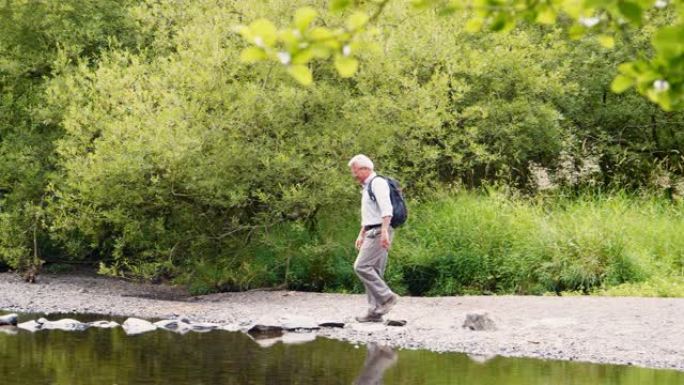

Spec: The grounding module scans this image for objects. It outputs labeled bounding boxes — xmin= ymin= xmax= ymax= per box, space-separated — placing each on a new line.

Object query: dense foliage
xmin=0 ymin=0 xmax=683 ymax=296
xmin=241 ymin=0 xmax=684 ymax=111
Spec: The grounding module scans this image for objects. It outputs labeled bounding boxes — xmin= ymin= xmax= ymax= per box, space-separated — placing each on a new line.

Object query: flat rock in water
xmin=250 ymin=315 xmax=319 ymax=333
xmin=38 ymin=318 xmax=89 ymax=331
xmin=0 ymin=313 xmax=18 ymax=326
xmin=88 ymin=320 xmax=120 ymax=329
xmin=318 ymin=321 xmax=345 ymax=328
xmin=189 ymin=322 xmax=220 ymax=332
xmin=219 ymin=323 xmax=242 ymax=332
xmin=17 ymin=320 xmax=42 ymax=332
xmin=154 ymin=319 xmax=192 ymax=334
xmin=248 ymin=324 xmax=284 ymax=337
xmin=122 ymin=318 xmax=157 ymax=335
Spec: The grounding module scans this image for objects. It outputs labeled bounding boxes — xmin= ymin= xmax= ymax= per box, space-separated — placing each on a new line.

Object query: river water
xmin=0 ymin=313 xmax=682 ymax=385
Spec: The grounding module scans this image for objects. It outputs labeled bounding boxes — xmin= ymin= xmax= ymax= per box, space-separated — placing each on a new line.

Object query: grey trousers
xmin=354 ymin=227 xmax=395 ymax=315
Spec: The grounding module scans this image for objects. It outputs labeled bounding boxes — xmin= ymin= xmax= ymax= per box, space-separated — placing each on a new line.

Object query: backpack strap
xmin=366 ymin=175 xmax=382 ymax=202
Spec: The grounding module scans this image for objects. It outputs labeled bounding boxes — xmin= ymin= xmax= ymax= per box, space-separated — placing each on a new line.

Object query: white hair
xmin=348 ymin=154 xmax=374 ymax=170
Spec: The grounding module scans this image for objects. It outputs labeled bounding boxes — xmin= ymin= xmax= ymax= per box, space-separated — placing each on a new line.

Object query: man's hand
xmin=355 ymin=235 xmax=364 ymax=250
xmin=380 ymin=229 xmax=391 ymax=250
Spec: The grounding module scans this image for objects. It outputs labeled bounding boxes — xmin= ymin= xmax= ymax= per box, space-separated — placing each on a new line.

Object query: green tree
xmin=238 ymin=0 xmax=684 ymax=111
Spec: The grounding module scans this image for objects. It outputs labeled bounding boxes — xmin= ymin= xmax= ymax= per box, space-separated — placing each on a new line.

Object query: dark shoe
xmin=355 ymin=313 xmax=383 ymax=323
xmin=376 ymin=294 xmax=398 ymax=315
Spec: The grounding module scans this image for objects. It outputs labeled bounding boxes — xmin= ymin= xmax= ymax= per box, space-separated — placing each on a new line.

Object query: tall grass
xmin=182 ymin=190 xmax=684 ymax=297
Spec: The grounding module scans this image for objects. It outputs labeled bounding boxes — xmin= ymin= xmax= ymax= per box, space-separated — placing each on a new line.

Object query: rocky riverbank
xmin=1 ymin=272 xmax=682 ymax=371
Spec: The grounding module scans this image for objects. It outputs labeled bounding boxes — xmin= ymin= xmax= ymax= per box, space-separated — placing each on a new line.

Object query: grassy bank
xmin=182 ymin=190 xmax=684 ymax=297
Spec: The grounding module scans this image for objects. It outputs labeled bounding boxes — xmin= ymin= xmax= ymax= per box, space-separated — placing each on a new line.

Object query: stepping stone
xmin=318 ymin=321 xmax=345 ymax=328
xmin=154 ymin=320 xmax=192 ymax=334
xmin=219 ymin=323 xmax=241 ymax=332
xmin=122 ymin=318 xmax=157 ymax=335
xmin=17 ymin=320 xmax=42 ymax=332
xmin=189 ymin=322 xmax=220 ymax=332
xmin=385 ymin=319 xmax=407 ymax=327
xmin=38 ymin=318 xmax=89 ymax=331
xmin=0 ymin=313 xmax=18 ymax=326
xmin=88 ymin=321 xmax=120 ymax=329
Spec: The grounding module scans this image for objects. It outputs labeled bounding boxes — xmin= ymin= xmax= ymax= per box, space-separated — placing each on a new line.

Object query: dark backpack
xmin=367 ymin=175 xmax=408 ymax=228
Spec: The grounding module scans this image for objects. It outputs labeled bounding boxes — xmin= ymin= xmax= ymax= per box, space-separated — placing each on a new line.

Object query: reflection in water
xmin=354 ymin=343 xmax=398 ymax=385
xmin=1 ymin=312 xmax=683 ymax=385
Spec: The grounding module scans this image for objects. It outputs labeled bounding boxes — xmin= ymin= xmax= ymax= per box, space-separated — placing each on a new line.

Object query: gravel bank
xmin=1 ymin=272 xmax=682 ymax=371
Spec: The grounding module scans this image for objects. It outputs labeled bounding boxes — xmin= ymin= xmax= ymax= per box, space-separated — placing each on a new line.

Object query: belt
xmin=364 ymin=224 xmax=382 ymax=231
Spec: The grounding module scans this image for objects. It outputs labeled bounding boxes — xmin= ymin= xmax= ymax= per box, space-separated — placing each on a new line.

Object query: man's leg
xmin=354 ymin=231 xmax=395 ymax=315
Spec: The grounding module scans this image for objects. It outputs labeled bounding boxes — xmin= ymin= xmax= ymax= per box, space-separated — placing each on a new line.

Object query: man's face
xmin=350 ymin=164 xmax=371 ymax=184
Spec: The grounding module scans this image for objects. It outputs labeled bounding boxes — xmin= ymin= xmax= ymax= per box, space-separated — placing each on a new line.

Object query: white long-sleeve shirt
xmin=361 ymin=172 xmax=393 ymax=226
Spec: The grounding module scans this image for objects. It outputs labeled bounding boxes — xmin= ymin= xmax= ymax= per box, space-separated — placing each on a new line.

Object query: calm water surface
xmin=0 ymin=312 xmax=682 ymax=385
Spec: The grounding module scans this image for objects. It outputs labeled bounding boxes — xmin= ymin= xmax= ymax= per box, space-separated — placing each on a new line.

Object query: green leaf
xmin=249 ymin=19 xmax=278 ymax=46
xmin=330 ymin=0 xmax=352 ymax=12
xmin=568 ymin=24 xmax=586 ymax=40
xmin=309 ymin=27 xmax=334 ymax=41
xmin=611 ymin=74 xmax=634 ymax=93
xmin=489 ymin=14 xmax=510 ymax=32
xmin=346 ymin=12 xmax=369 ymax=31
xmin=287 ymin=65 xmax=313 ymax=86
xmin=410 ymin=0 xmax=432 ymax=9
xmin=617 ymin=1 xmax=643 ymax=25
xmin=536 ymin=7 xmax=556 ymax=25
xmin=239 ymin=47 xmax=267 ymax=63
xmin=489 ymin=13 xmax=515 ymax=32
xmin=438 ymin=5 xmax=458 ymax=16
xmin=292 ymin=49 xmax=314 ymax=65
xmin=647 ymin=88 xmax=672 ymax=111
xmin=618 ymin=62 xmax=637 ymax=76
xmin=334 ymin=55 xmax=358 ymax=77
xmin=598 ymin=35 xmax=615 ymax=48
xmin=310 ymin=44 xmax=332 ymax=59
xmin=652 ymin=25 xmax=684 ymax=59
xmin=294 ymin=7 xmax=317 ymax=32
xmin=465 ymin=18 xmax=483 ymax=33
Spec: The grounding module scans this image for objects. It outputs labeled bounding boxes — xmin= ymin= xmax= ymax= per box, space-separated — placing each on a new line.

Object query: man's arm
xmin=373 ymin=178 xmax=393 ymax=249
xmin=380 ymin=215 xmax=392 ymax=249
xmin=355 ymin=227 xmax=366 ymax=250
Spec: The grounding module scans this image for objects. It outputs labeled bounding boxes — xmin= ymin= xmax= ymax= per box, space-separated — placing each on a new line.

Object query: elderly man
xmin=348 ymin=154 xmax=399 ymax=322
